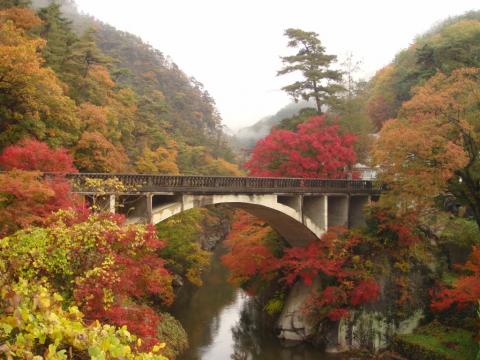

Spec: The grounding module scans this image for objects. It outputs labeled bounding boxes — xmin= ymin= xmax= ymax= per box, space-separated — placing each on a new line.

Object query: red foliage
xmin=279 ymin=228 xmax=358 ymax=285
xmin=50 ymin=212 xmax=175 ymax=350
xmin=431 ymin=246 xmax=480 ymax=312
xmin=104 ymin=304 xmax=161 ymax=351
xmin=221 ymin=211 xmax=279 ymax=293
xmin=0 ymin=139 xmax=77 ymax=173
xmin=0 ymin=140 xmax=78 ymax=236
xmin=350 ymin=278 xmax=381 ymax=306
xmin=245 ymin=116 xmax=356 ymax=178
xmin=370 ymin=207 xmax=421 ymax=247
xmin=0 ymin=170 xmax=76 ymax=236
xmin=327 ymin=308 xmax=350 ymax=321
xmin=222 ymin=213 xmax=380 ymax=321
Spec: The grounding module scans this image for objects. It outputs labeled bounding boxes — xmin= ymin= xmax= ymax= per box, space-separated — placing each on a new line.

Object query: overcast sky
xmin=74 ymin=0 xmax=479 ymax=130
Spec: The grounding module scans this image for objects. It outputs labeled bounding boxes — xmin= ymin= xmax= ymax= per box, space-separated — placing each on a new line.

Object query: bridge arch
xmin=145 ymin=194 xmax=323 ymax=247
xmin=120 ymin=193 xmax=371 ymax=247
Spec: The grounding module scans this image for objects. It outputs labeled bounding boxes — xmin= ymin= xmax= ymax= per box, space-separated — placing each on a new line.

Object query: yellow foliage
xmin=136 ymin=145 xmax=179 ymax=175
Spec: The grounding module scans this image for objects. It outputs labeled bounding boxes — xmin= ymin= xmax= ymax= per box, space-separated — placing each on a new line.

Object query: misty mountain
xmin=233 ymin=101 xmax=315 ymax=149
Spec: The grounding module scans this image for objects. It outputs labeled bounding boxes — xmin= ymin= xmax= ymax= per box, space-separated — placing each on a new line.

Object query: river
xmin=171 ymin=243 xmax=347 ymax=360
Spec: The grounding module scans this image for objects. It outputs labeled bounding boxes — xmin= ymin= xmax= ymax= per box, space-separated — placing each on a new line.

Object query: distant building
xmin=352 ymin=163 xmax=378 ymax=180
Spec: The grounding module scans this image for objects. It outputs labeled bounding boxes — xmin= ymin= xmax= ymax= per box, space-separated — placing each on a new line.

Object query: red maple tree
xmin=431 ymin=246 xmax=480 ymax=312
xmin=0 ymin=138 xmax=77 ymax=173
xmin=245 ymin=116 xmax=356 ymax=178
xmin=0 ymin=140 xmax=77 ymax=236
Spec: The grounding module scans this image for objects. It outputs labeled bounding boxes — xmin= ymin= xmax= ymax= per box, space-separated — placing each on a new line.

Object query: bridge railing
xmin=55 ymin=173 xmax=381 ymax=194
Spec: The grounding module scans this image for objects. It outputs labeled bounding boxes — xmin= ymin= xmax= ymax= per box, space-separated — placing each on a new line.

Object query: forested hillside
xmin=2 ymin=0 xmax=238 ymax=175
xmin=366 ymin=10 xmax=480 ymax=130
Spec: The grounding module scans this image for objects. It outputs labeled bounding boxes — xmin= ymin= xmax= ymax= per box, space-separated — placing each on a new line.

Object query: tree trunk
xmin=314 ymin=95 xmax=322 ymax=114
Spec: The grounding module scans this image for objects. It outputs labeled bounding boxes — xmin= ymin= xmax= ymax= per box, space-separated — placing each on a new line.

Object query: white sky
xmin=74 ymin=0 xmax=479 ymax=130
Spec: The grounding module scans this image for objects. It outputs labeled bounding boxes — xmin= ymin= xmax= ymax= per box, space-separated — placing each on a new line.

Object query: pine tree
xmin=37 ymin=3 xmax=77 ymax=76
xmin=278 ymin=28 xmax=343 ymax=114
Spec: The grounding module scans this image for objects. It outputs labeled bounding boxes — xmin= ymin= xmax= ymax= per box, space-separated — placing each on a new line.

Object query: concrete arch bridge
xmin=67 ymin=174 xmax=381 ymax=247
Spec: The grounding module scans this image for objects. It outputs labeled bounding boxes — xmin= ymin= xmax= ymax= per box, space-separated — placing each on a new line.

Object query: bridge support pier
xmin=303 ymin=195 xmax=328 ymax=232
xmin=349 ymin=195 xmax=370 ymax=228
xmin=328 ymin=195 xmax=349 ymax=227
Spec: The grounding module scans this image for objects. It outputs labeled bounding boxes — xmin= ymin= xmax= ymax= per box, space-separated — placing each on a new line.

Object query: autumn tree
xmin=0 ymin=6 xmax=41 ymax=30
xmin=0 ymin=138 xmax=77 ymax=173
xmin=374 ymin=68 xmax=480 ymax=225
xmin=136 ymin=145 xmax=179 ymax=174
xmin=221 ymin=211 xmax=283 ymax=293
xmin=74 ymin=131 xmax=129 ymax=172
xmin=245 ymin=115 xmax=356 ymax=178
xmin=0 ymin=17 xmax=79 ymax=148
xmin=0 ymin=140 xmax=78 ymax=236
xmin=222 ymin=211 xmax=380 ymax=320
xmin=277 ymin=28 xmax=343 ymax=114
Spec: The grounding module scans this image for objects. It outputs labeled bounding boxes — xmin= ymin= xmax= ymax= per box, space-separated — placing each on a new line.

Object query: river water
xmin=171 ymin=244 xmax=346 ymax=360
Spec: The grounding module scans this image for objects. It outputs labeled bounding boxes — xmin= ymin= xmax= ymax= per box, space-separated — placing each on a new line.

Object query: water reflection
xmin=172 ymin=244 xmax=345 ymax=360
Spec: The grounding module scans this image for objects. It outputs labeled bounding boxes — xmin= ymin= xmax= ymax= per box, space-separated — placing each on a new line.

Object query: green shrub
xmin=156 ymin=313 xmax=188 ymax=359
xmin=157 ymin=209 xmax=211 ymax=286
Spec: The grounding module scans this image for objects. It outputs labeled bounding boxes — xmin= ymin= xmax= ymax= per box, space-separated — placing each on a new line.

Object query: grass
xmin=394 ymin=322 xmax=478 ymax=360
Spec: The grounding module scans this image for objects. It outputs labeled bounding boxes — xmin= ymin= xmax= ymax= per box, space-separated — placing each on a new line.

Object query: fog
xmin=64 ymin=0 xmax=480 ymax=129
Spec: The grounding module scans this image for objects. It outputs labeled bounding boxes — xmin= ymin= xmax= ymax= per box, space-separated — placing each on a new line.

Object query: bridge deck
xmin=63 ymin=173 xmax=381 ymax=195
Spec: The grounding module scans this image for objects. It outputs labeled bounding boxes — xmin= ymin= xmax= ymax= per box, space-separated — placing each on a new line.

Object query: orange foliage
xmin=74 ymin=131 xmax=129 ymax=172
xmin=373 ymin=69 xmax=480 ymax=216
xmin=78 ymin=102 xmax=109 ymax=134
xmin=221 ymin=211 xmax=279 ymax=292
xmin=374 ymin=118 xmax=467 ymax=214
xmin=0 ymin=7 xmax=41 ymax=30
xmin=0 ymin=21 xmax=78 ymax=148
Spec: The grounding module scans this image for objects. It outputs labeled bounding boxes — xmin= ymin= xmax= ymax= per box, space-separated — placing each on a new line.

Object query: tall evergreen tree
xmin=37 ymin=3 xmax=77 ymax=75
xmin=277 ymin=28 xmax=343 ymax=114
